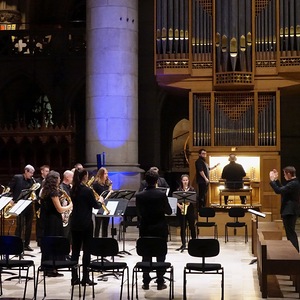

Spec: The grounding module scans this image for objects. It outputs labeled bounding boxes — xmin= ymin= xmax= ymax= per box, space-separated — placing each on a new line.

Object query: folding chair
xmin=196 ymin=207 xmax=218 ymax=239
xmin=0 ymin=235 xmax=35 ymax=299
xmin=225 ymin=207 xmax=248 ymax=243
xmin=83 ymin=237 xmax=129 ymax=299
xmin=34 ymin=236 xmax=81 ymax=299
xmin=132 ymin=237 xmax=174 ymax=299
xmin=183 ymin=238 xmax=224 ymax=300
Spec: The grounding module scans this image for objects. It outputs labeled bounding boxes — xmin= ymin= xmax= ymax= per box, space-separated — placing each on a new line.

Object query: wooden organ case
xmin=154 ymin=0 xmax=300 ymax=220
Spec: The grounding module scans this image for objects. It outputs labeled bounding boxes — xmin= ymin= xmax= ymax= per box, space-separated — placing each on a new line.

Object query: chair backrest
xmin=0 ymin=235 xmax=23 ymax=256
xmin=41 ymin=236 xmax=70 ymax=261
xmin=228 ymin=207 xmax=245 ymax=218
xmin=124 ymin=206 xmax=138 ymax=217
xmin=136 ymin=237 xmax=167 ymax=258
xmin=188 ymin=238 xmax=220 ymax=258
xmin=90 ymin=237 xmax=119 ymax=257
xmin=199 ymin=207 xmax=215 ymax=218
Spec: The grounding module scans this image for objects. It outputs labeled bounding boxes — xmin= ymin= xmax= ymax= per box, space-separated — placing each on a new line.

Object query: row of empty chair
xmin=0 ymin=235 xmax=224 ymax=300
xmin=119 ymin=206 xmax=248 ymax=244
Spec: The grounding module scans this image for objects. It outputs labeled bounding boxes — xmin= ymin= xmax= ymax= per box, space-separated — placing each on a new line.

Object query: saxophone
xmin=181 ymin=202 xmax=190 ymax=215
xmin=85 ymin=181 xmax=110 ymax=215
xmin=1 ymin=186 xmax=12 ymax=219
xmin=59 ymin=188 xmax=72 ymax=227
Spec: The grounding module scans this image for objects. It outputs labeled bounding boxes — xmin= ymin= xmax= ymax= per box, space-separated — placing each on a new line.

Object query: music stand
xmin=156 ymin=187 xmax=170 ymax=196
xmin=5 ymin=199 xmax=34 ymax=282
xmin=104 ymin=190 xmax=136 ymax=255
xmin=172 ymin=191 xmax=197 ymax=252
xmin=0 ymin=196 xmax=13 ymax=235
xmin=248 ymin=209 xmax=266 ymax=264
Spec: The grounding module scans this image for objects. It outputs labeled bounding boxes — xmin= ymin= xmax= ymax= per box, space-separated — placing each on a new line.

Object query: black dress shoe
xmin=176 ymin=245 xmax=186 ymax=251
xmin=45 ymin=271 xmax=64 ymax=277
xmin=24 ymin=245 xmax=34 ymax=251
xmin=142 ymin=284 xmax=149 ymax=290
xmin=81 ymin=279 xmax=97 ymax=286
xmin=157 ymin=283 xmax=167 ymax=290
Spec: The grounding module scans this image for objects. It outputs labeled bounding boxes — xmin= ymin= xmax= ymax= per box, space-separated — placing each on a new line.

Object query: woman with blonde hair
xmin=92 ymin=167 xmax=112 ymax=237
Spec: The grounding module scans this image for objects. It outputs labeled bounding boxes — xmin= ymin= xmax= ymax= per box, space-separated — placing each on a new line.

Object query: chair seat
xmin=40 ymin=260 xmax=78 ymax=269
xmin=226 ymin=222 xmax=246 ymax=227
xmin=135 ymin=261 xmax=172 ymax=270
xmin=89 ymin=261 xmax=127 ymax=271
xmin=186 ymin=262 xmax=222 ymax=272
xmin=0 ymin=260 xmax=34 ymax=268
xmin=196 ymin=221 xmax=216 ymax=227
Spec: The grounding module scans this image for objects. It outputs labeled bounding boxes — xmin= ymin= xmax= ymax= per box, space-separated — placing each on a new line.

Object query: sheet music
xmin=248 ymin=209 xmax=266 ymax=218
xmin=8 ymin=199 xmax=32 ymax=216
xmin=168 ymin=197 xmax=178 ymax=215
xmin=106 ymin=201 xmax=118 ymax=216
xmin=0 ymin=196 xmax=13 ymax=210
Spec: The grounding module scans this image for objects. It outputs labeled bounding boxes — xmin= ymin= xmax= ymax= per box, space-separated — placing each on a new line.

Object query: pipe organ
xmin=155 ymin=0 xmax=299 ymax=218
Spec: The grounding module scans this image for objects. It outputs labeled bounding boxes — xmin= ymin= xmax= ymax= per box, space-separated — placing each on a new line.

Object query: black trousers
xmin=282 ymin=214 xmax=299 ymax=252
xmin=94 ymin=217 xmax=110 ymax=237
xmin=71 ymin=223 xmax=93 ymax=281
xmin=177 ymin=205 xmax=196 ymax=246
xmin=197 ymin=182 xmax=208 ymax=209
xmin=15 ymin=203 xmax=34 ymax=247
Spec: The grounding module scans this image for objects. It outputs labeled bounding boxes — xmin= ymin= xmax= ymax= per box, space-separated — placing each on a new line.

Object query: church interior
xmin=1 ymin=0 xmax=300 ymax=299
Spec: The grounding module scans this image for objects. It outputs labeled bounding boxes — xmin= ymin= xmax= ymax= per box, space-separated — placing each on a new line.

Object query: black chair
xmin=183 ymin=238 xmax=224 ymax=300
xmin=34 ymin=236 xmax=81 ymax=299
xmin=83 ymin=237 xmax=129 ymax=299
xmin=225 ymin=207 xmax=248 ymax=243
xmin=0 ymin=235 xmax=35 ymax=299
xmin=118 ymin=206 xmax=139 ymax=254
xmin=132 ymin=237 xmax=174 ymax=299
xmin=196 ymin=207 xmax=218 ymax=239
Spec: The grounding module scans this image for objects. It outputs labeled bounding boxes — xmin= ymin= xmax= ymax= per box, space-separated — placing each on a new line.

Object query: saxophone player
xmin=176 ymin=174 xmax=196 ymax=252
xmin=92 ymin=167 xmax=112 ymax=237
xmin=8 ymin=164 xmax=36 ymax=251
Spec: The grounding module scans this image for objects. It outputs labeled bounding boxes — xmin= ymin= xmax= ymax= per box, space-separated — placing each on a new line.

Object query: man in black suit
xmin=136 ymin=169 xmax=172 ymax=290
xmin=138 ymin=166 xmax=169 ymax=193
xmin=8 ymin=164 xmax=36 ymax=251
xmin=221 ymin=154 xmax=247 ymax=205
xmin=269 ymin=166 xmax=300 ymax=251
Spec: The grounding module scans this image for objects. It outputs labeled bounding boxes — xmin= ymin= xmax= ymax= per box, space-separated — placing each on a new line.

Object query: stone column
xmin=86 ymin=0 xmax=142 ymax=190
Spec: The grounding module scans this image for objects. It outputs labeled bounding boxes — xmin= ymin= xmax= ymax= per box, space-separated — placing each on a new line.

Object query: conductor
xmin=221 ymin=154 xmax=246 ymax=205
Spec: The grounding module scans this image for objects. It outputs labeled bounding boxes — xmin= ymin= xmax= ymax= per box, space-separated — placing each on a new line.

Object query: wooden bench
xmin=219 ymin=188 xmax=252 ymax=205
xmin=257 ymin=231 xmax=300 ymax=298
xmin=252 ymin=221 xmax=282 ymax=256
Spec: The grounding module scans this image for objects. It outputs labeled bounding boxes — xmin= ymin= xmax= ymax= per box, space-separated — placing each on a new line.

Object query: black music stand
xmin=0 ymin=196 xmax=13 ymax=236
xmin=5 ymin=199 xmax=34 ymax=282
xmin=95 ymin=198 xmax=129 ymax=281
xmin=172 ymin=191 xmax=197 ymax=252
xmin=109 ymin=190 xmax=136 ymax=255
xmin=248 ymin=209 xmax=266 ymax=264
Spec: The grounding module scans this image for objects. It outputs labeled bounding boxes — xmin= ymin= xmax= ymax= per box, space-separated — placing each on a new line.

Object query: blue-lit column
xmin=86 ymin=0 xmax=141 ymax=189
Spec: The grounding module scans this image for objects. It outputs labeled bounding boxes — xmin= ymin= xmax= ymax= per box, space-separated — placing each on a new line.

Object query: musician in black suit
xmin=136 ymin=169 xmax=172 ymax=290
xmin=138 ymin=166 xmax=169 ymax=192
xmin=35 ymin=164 xmax=50 ymax=247
xmin=269 ymin=166 xmax=300 ymax=251
xmin=70 ymin=168 xmax=102 ymax=286
xmin=8 ymin=164 xmax=36 ymax=251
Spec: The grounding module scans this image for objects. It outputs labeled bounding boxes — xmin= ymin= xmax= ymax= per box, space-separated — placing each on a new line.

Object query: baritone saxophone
xmin=59 ymin=188 xmax=72 ymax=227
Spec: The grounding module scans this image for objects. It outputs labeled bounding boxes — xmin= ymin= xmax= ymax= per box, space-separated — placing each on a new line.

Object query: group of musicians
xmin=0 ymin=156 xmax=248 ymax=288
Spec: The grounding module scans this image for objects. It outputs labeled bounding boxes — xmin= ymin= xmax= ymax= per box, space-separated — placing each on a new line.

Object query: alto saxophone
xmin=59 ymin=188 xmax=72 ymax=227
xmin=181 ymin=202 xmax=190 ymax=215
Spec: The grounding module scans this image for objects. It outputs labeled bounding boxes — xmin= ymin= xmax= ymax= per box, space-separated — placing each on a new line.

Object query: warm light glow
xmin=209 ymin=155 xmax=260 ymax=181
